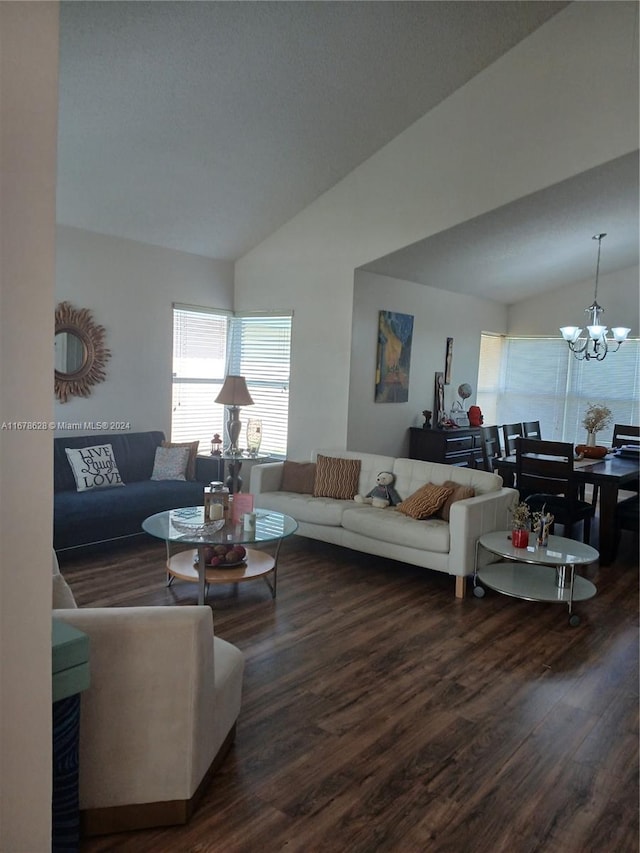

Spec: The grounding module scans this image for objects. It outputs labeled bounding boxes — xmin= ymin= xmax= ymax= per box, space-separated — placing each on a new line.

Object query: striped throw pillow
xmin=313 ymin=455 xmax=361 ymax=500
xmin=396 ymin=482 xmax=455 ymax=520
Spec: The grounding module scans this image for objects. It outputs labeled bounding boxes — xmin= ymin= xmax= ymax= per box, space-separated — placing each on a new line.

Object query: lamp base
xmin=226 ymin=407 xmax=242 ymax=455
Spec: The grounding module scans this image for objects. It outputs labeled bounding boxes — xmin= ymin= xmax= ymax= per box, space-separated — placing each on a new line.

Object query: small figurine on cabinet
xmin=210 ymin=433 xmax=222 ymax=456
xmin=422 ymin=410 xmax=432 ymax=429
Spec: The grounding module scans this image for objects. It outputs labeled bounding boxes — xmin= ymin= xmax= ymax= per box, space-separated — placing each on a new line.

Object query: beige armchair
xmin=52 ymin=553 xmax=244 ymax=836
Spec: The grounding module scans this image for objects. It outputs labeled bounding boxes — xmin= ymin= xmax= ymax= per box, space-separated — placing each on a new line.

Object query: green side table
xmin=52 ymin=619 xmax=90 ymax=852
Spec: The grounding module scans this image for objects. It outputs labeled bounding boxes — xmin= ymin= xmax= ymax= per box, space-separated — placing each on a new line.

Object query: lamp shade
xmin=215 ymin=375 xmax=254 ymax=407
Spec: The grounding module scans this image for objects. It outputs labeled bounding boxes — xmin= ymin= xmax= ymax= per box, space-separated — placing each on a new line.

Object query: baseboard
xmin=80 ymin=722 xmax=237 ymax=836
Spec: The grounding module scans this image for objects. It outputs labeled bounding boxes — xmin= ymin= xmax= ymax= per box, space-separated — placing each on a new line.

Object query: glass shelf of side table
xmin=474 ymin=531 xmax=598 ymax=626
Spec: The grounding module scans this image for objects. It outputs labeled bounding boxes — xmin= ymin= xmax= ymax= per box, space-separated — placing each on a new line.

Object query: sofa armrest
xmin=250 ymin=461 xmax=284 ymax=495
xmin=447 ymin=487 xmax=519 ymax=577
xmin=52 ymin=606 xmax=239 ymax=809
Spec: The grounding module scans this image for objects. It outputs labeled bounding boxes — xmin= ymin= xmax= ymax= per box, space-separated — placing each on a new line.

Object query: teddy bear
xmin=354 ymin=471 xmax=402 ymax=508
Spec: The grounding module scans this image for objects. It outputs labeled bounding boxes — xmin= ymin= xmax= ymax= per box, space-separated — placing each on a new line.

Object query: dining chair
xmin=612 ymin=424 xmax=640 ymax=449
xmin=502 ymin=423 xmax=523 ymax=456
xmin=480 ymin=425 xmax=502 ymax=472
xmin=515 ymin=437 xmax=595 ymax=544
xmin=522 ymin=420 xmax=542 ymax=440
xmin=612 ymin=423 xmax=640 ymax=494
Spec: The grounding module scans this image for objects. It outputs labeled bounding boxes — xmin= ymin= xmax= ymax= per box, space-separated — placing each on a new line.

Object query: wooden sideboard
xmin=408 ymin=426 xmax=483 ymax=468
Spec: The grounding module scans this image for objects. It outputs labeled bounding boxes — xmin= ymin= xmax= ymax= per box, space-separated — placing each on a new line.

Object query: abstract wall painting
xmin=375 ymin=310 xmax=414 ymax=403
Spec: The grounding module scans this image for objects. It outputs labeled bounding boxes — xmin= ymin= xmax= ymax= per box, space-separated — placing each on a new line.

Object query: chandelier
xmin=560 ymin=233 xmax=630 ymax=361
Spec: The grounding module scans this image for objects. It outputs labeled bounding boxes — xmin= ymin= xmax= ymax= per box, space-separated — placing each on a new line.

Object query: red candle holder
xmin=512 ymin=529 xmax=529 ymax=548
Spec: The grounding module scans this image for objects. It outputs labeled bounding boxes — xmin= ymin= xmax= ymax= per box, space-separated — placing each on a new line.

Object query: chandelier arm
xmin=567 ymin=337 xmax=588 ymax=355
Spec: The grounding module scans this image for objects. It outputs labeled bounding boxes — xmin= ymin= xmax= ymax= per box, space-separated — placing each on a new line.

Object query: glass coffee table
xmin=142 ymin=506 xmax=298 ymax=605
xmin=473 ymin=531 xmax=598 ymax=626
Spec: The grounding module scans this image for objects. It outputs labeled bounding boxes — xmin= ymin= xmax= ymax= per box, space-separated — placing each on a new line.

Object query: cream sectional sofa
xmin=250 ymin=449 xmax=518 ymax=598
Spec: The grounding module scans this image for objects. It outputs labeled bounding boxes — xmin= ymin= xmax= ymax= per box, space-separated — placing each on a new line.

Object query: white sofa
xmin=250 ymin=449 xmax=518 ymax=598
xmin=52 ymin=554 xmax=244 ymax=836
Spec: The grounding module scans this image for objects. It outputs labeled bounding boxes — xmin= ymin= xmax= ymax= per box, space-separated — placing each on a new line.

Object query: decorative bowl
xmin=575 ymin=444 xmax=607 ymax=459
xmin=170 ymin=517 xmax=225 ymax=537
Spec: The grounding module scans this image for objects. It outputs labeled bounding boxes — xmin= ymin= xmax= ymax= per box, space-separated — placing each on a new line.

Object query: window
xmin=172 ymin=306 xmax=229 ymax=451
xmin=477 ymin=333 xmax=640 ymax=444
xmin=172 ymin=305 xmax=292 ymax=458
xmin=228 ymin=314 xmax=291 ymax=458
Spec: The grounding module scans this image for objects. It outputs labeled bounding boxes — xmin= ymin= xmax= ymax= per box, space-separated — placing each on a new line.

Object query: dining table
xmin=494 ymin=452 xmax=639 ymax=566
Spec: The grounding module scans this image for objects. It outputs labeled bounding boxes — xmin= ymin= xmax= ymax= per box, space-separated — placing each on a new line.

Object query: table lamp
xmin=215 ymin=375 xmax=254 ymax=454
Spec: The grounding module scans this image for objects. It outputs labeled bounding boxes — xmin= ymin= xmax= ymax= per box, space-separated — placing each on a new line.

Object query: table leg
xmin=597 ymin=481 xmax=620 ymax=566
xmin=196 ymin=544 xmax=207 ymax=605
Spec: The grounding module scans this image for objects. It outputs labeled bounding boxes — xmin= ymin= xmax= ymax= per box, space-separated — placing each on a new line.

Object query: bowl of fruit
xmin=197 ymin=544 xmax=247 ymax=568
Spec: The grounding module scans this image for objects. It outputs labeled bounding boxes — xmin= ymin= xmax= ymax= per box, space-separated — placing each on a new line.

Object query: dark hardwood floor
xmin=58 ymin=524 xmax=640 ymax=853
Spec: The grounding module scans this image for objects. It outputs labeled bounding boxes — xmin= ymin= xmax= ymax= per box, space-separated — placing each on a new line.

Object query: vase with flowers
xmin=582 ymin=403 xmax=612 ymax=447
xmin=532 ymin=507 xmax=554 ymax=547
xmin=510 ymin=501 xmax=531 ymax=548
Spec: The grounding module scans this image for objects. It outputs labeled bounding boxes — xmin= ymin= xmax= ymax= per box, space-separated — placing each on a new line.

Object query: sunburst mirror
xmin=54 ymin=302 xmax=111 ymax=403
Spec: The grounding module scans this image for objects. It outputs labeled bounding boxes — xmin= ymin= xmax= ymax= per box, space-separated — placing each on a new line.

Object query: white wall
xmin=55 ymin=226 xmax=234 ymax=438
xmin=348 ymin=271 xmax=507 ymax=456
xmin=0 ymin=3 xmax=59 ymax=849
xmin=235 ymin=2 xmax=639 ymax=460
xmin=508 ymin=265 xmax=639 ymax=337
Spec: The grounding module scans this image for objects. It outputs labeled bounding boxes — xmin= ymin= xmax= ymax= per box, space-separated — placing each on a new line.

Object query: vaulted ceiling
xmin=56 ymin=1 xmax=638 ymax=304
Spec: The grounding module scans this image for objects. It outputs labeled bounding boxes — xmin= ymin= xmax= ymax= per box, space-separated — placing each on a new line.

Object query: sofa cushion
xmin=161 ymin=439 xmax=199 ymax=480
xmin=151 ymin=446 xmax=190 ymax=481
xmin=341 ymin=506 xmax=450 ymax=553
xmin=254 ymin=491 xmax=352 ymax=526
xmin=53 ymin=479 xmax=206 ymax=551
xmin=281 ymin=461 xmax=317 ymax=493
xmin=313 ymin=455 xmax=361 ymax=500
xmin=396 ymin=482 xmax=454 ymax=520
xmin=65 ymin=444 xmax=124 ymax=492
xmin=437 ymin=481 xmax=476 ymax=522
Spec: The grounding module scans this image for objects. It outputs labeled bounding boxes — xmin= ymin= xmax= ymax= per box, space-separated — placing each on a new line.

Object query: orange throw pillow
xmin=436 ymin=480 xmax=475 ymax=522
xmin=281 ymin=461 xmax=317 ymax=494
xmin=313 ymin=455 xmax=361 ymax=500
xmin=396 ymin=482 xmax=454 ymax=520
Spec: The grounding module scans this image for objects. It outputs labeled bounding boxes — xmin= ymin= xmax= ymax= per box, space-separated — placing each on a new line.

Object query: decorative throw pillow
xmin=65 ymin=444 xmax=124 ymax=492
xmin=161 ymin=439 xmax=199 ymax=480
xmin=150 ymin=446 xmax=190 ymax=481
xmin=313 ymin=455 xmax=361 ymax=500
xmin=437 ymin=480 xmax=476 ymax=522
xmin=281 ymin=461 xmax=317 ymax=494
xmin=396 ymin=482 xmax=454 ymax=520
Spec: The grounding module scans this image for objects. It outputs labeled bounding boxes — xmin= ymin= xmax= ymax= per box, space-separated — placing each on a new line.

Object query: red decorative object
xmin=468 ymin=405 xmax=483 ymax=427
xmin=512 ymin=529 xmax=529 ymax=548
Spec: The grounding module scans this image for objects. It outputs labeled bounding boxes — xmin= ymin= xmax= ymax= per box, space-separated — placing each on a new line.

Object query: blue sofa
xmin=54 ymin=431 xmax=222 ymax=552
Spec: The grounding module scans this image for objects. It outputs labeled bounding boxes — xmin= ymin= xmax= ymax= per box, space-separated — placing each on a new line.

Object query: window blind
xmin=171 ymin=306 xmax=292 ymax=459
xmin=477 ymin=333 xmax=640 ymax=445
xmin=228 ymin=314 xmax=292 ymax=458
xmin=171 ymin=306 xmax=229 ymax=452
